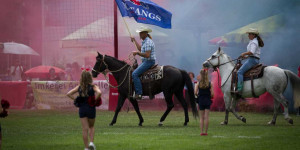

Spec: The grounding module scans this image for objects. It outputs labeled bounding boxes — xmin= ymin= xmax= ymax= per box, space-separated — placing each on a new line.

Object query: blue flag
xmin=115 ymin=0 xmax=172 ymax=29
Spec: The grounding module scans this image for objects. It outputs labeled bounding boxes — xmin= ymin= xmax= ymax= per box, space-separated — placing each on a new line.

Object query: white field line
xmin=212 ymin=135 xmax=261 ymax=139
xmin=102 ymin=132 xmax=262 ymax=139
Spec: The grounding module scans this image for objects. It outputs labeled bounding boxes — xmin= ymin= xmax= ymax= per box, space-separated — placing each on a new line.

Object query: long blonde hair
xmin=79 ymin=70 xmax=93 ymax=96
xmin=199 ymin=69 xmax=209 ymax=89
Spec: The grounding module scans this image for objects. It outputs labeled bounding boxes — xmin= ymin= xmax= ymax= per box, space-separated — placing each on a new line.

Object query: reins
xmin=92 ymin=54 xmax=138 ymax=98
xmin=92 ymin=55 xmax=132 ymax=88
xmin=207 ymin=55 xmax=240 ymax=88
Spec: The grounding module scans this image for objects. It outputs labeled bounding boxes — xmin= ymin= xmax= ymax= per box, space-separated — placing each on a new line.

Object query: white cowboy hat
xmin=246 ymin=28 xmax=259 ymax=35
xmin=136 ymin=26 xmax=152 ymax=33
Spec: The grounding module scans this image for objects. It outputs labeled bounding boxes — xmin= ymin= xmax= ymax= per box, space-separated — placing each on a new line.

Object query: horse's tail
xmin=284 ymin=70 xmax=300 ymax=108
xmin=181 ymin=70 xmax=198 ymax=118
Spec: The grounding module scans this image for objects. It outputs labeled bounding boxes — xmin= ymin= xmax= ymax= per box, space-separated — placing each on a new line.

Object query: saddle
xmin=231 ymin=61 xmax=266 ymax=98
xmin=130 ymin=64 xmax=164 ymax=99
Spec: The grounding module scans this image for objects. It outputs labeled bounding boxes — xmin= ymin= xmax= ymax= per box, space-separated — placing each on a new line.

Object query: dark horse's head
xmin=92 ymin=52 xmax=107 ymax=78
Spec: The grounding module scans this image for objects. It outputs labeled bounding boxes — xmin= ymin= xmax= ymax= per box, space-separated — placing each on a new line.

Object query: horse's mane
xmin=223 ymin=53 xmax=235 ymax=65
xmin=105 ymin=55 xmax=128 ymax=65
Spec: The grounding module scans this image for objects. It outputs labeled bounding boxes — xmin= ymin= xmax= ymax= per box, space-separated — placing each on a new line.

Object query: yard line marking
xmin=102 ymin=132 xmax=194 ymax=136
xmin=212 ymin=135 xmax=226 ymax=138
xmin=212 ymin=136 xmax=261 ymax=139
xmin=238 ymin=136 xmax=261 ymax=139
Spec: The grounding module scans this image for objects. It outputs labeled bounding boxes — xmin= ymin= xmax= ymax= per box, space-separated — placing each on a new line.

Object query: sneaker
xmin=89 ymin=142 xmax=96 ymax=150
xmin=200 ymin=133 xmax=208 ymax=136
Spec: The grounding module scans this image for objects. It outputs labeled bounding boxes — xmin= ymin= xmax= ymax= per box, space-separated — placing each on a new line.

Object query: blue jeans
xmin=237 ymin=57 xmax=259 ymax=83
xmin=132 ymin=60 xmax=155 ymax=95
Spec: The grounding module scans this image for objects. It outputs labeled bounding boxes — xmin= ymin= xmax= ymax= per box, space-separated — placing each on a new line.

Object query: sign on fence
xmin=31 ymin=80 xmax=109 ymax=109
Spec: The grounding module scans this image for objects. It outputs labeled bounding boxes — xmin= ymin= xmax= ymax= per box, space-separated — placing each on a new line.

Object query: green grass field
xmin=1 ymin=110 xmax=300 ymax=150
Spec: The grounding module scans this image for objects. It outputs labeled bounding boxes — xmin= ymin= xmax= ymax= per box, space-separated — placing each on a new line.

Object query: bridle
xmin=207 ymin=54 xmax=240 ymax=71
xmin=206 ymin=54 xmax=239 ymax=88
xmin=92 ymin=55 xmax=131 ymax=88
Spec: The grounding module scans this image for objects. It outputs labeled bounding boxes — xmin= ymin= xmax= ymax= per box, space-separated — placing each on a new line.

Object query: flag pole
xmin=122 ymin=18 xmax=139 ymax=50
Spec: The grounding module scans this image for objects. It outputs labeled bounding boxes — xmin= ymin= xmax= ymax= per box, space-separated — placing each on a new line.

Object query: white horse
xmin=203 ymin=47 xmax=300 ymax=125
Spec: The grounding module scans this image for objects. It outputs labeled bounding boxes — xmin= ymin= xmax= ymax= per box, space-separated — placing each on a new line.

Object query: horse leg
xmin=129 ymin=97 xmax=144 ymax=126
xmin=230 ymin=99 xmax=246 ymax=123
xmin=174 ymin=91 xmax=189 ymax=126
xmin=159 ymin=91 xmax=174 ymax=126
xmin=269 ymin=92 xmax=293 ymax=125
xmin=268 ymin=100 xmax=281 ymax=125
xmin=110 ymin=95 xmax=126 ymax=126
xmin=221 ymin=94 xmax=232 ymax=125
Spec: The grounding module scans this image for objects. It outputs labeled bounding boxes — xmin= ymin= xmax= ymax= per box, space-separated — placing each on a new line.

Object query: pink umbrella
xmin=208 ymin=36 xmax=227 ymax=47
xmin=24 ymin=66 xmax=65 ymax=79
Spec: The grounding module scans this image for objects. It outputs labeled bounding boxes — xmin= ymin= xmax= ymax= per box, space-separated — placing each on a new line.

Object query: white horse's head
xmin=203 ymin=47 xmax=226 ymax=70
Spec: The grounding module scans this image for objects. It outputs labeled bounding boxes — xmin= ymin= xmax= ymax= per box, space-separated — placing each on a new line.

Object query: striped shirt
xmin=141 ymin=37 xmax=156 ymax=62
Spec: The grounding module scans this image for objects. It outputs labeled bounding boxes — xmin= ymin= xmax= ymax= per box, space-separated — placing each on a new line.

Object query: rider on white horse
xmin=236 ymin=28 xmax=264 ymax=94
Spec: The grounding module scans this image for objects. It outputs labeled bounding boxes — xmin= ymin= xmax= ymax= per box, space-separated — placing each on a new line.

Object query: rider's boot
xmin=236 ymin=82 xmax=243 ymax=96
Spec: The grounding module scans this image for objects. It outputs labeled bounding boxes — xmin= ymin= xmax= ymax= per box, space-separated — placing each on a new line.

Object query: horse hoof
xmin=268 ymin=121 xmax=275 ymax=125
xmin=158 ymin=122 xmax=163 ymax=126
xmin=242 ymin=117 xmax=246 ymax=123
xmin=183 ymin=122 xmax=188 ymax=126
xmin=288 ymin=119 xmax=293 ymax=125
xmin=220 ymin=121 xmax=228 ymax=125
xmin=139 ymin=123 xmax=143 ymax=126
xmin=109 ymin=121 xmax=116 ymax=126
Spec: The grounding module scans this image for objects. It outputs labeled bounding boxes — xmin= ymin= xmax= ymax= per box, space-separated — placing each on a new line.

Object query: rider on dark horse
xmin=130 ymin=26 xmax=156 ymax=100
xmin=236 ymin=28 xmax=264 ymax=95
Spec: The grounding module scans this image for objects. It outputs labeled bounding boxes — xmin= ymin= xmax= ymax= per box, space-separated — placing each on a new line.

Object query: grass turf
xmin=1 ymin=110 xmax=300 ymax=150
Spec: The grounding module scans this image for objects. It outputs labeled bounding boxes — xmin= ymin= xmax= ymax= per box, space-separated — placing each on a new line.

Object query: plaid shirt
xmin=141 ymin=37 xmax=156 ymax=62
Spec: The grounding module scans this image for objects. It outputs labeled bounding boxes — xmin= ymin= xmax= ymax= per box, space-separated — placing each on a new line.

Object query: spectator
xmin=71 ymin=62 xmax=81 ymax=81
xmin=48 ymin=68 xmax=60 ymax=81
xmin=65 ymin=63 xmax=73 ymax=81
xmin=10 ymin=60 xmax=24 ymax=81
xmin=194 ymin=68 xmax=214 ymax=136
xmin=1 ymin=68 xmax=12 ymax=81
xmin=67 ymin=69 xmax=102 ymax=150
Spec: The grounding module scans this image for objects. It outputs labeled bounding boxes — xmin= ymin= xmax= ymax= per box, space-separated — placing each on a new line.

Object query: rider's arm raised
xmin=131 ymin=37 xmax=141 ymax=51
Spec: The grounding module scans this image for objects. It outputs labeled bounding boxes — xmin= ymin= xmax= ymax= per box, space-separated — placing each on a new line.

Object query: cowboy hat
xmin=246 ymin=28 xmax=259 ymax=35
xmin=136 ymin=26 xmax=152 ymax=33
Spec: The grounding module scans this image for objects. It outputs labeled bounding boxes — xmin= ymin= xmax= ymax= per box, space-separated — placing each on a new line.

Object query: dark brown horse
xmin=92 ymin=52 xmax=198 ymax=126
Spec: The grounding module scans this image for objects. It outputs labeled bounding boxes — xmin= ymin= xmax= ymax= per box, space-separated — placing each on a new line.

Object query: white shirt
xmin=247 ymin=37 xmax=261 ymax=58
xmin=10 ymin=65 xmax=23 ymax=81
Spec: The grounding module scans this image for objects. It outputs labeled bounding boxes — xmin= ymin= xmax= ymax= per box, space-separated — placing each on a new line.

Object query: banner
xmin=31 ymin=80 xmax=109 ymax=109
xmin=115 ymin=0 xmax=172 ymax=28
